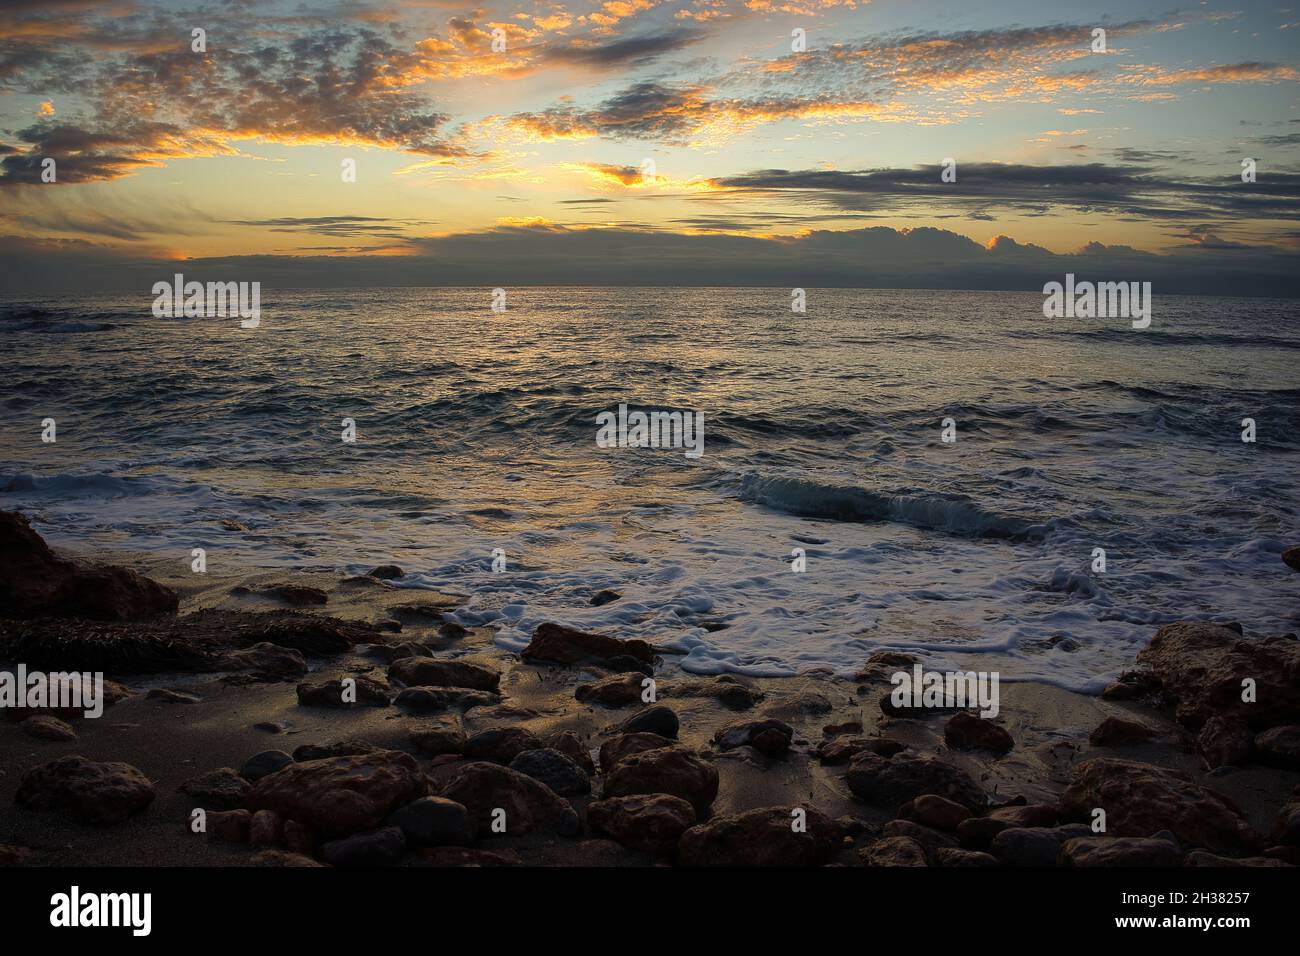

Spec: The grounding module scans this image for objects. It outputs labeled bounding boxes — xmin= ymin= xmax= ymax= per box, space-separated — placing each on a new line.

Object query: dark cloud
xmin=224 ymin=215 xmax=433 ymax=237
xmin=541 ymin=30 xmax=706 ymax=68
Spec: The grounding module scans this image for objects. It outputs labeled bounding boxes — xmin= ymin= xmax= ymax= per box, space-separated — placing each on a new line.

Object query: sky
xmin=0 ymin=0 xmax=1298 ymax=292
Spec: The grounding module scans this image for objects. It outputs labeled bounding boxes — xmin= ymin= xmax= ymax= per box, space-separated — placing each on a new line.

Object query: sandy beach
xmin=3 ymin=511 xmax=1297 ymax=868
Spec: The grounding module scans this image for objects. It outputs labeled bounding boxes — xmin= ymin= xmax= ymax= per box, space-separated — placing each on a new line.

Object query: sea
xmin=2 ymin=286 xmax=1297 ymax=692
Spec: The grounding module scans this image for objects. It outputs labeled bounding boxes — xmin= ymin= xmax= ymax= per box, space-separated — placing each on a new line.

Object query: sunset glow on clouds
xmin=0 ymin=0 xmax=1297 ymax=289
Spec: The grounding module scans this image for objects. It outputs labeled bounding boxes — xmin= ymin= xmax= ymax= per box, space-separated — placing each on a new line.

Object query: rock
xmin=320 ymin=826 xmax=406 ymax=867
xmin=1282 ymin=547 xmax=1300 ymax=572
xmin=815 ymin=736 xmax=905 ymax=764
xmin=602 ymin=746 xmax=718 ymax=814
xmin=0 ymin=510 xmax=178 ymax=620
xmin=394 ymin=687 xmax=500 ymax=713
xmin=521 ymin=622 xmax=655 ymax=669
xmin=240 ymin=751 xmax=294 ymax=782
xmin=912 ymin=794 xmax=973 ymax=831
xmin=883 ymin=819 xmax=959 ymax=859
xmin=147 ymin=688 xmax=201 ymax=704
xmin=463 ymin=728 xmax=542 ymax=764
xmin=179 ymin=768 xmax=250 ymax=809
xmin=1060 ymin=836 xmax=1181 ymax=867
xmin=417 ymin=846 xmax=522 ymax=866
xmin=387 ymin=657 xmax=501 ymax=692
xmin=20 ymin=716 xmax=77 ymax=741
xmin=247 ymin=751 xmax=427 ymax=837
xmin=1100 ymin=672 xmax=1161 ymax=701
xmin=249 ymin=809 xmax=282 ymax=849
xmin=846 ymin=751 xmax=987 ymax=811
xmin=575 ymin=672 xmax=646 ymax=707
xmin=944 ymin=711 xmax=1014 ymax=753
xmin=712 ymin=719 xmax=794 ymax=757
xmin=616 ymin=705 xmax=679 ymax=739
xmin=1184 ymin=850 xmax=1289 ymax=867
xmin=1264 ymin=844 xmax=1300 ymax=865
xmin=220 ymin=642 xmax=308 ymax=680
xmin=439 ymin=762 xmax=581 ymax=837
xmin=283 ymin=819 xmax=316 ymax=856
xmin=261 ymin=585 xmax=327 ymax=607
xmin=587 ymin=794 xmax=696 ymax=856
xmin=678 ymin=805 xmax=840 ymax=866
xmin=386 ymin=796 xmax=476 ymax=846
xmin=295 ymin=676 xmax=390 ymax=708
xmin=1089 ymin=716 xmax=1159 ymax=747
xmin=1058 ymin=757 xmax=1259 ymax=854
xmin=599 ymin=732 xmax=673 ymax=772
xmin=291 ymin=740 xmax=378 ymax=762
xmin=935 ymin=847 xmax=999 ymax=867
xmin=823 ymin=721 xmax=863 ymax=737
xmin=369 ymin=565 xmax=403 ymax=579
xmin=589 ymin=589 xmax=621 ymax=606
xmin=854 ymin=650 xmax=919 ymax=683
xmin=859 ymin=835 xmax=928 ymax=866
xmin=956 ymin=817 xmax=1011 ymax=849
xmin=409 ymin=727 xmax=466 ymax=757
xmin=1255 ymin=725 xmax=1300 ymax=770
xmin=1136 ymin=621 xmax=1300 ymax=729
xmin=205 ymin=809 xmax=251 ymax=844
xmin=989 ymin=804 xmax=1058 ymax=828
xmin=1198 ymin=715 xmax=1253 ymax=769
xmin=541 ymin=731 xmax=596 ymax=774
xmin=990 ymin=825 xmax=1091 ymax=866
xmin=15 ymin=755 xmax=155 ymax=825
xmin=1272 ymin=792 xmax=1300 ymax=846
xmin=250 ymin=850 xmax=325 ymax=867
xmin=509 ymin=749 xmax=591 ymax=796
xmin=671 ymin=676 xmax=764 ymax=710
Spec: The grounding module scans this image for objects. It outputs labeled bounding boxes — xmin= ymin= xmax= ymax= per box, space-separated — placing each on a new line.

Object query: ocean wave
xmin=739 ymin=473 xmax=1048 ymax=540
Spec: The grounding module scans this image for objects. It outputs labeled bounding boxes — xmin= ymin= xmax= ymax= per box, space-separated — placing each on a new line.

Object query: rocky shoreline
xmin=2 ymin=510 xmax=1298 ymax=867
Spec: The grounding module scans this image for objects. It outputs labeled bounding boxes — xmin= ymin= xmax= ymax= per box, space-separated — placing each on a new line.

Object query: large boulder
xmin=1136 ymin=622 xmax=1300 ymax=729
xmin=0 ymin=511 xmax=177 ymax=621
xmin=439 ymin=762 xmax=580 ymax=837
xmin=387 ymin=657 xmax=500 ymax=692
xmin=601 ymin=746 xmax=719 ymax=814
xmin=15 ymin=755 xmax=155 ymax=825
xmin=678 ymin=805 xmax=840 ymax=866
xmin=521 ymin=622 xmax=654 ymax=669
xmin=586 ymin=794 xmax=696 ymax=856
xmin=247 ymin=750 xmax=427 ymax=837
xmin=846 ymin=752 xmax=987 ymax=811
xmin=1058 ymin=757 xmax=1259 ymax=854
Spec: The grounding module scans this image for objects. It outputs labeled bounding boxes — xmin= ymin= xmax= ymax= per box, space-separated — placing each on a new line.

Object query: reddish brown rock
xmin=989 ymin=804 xmax=1058 ymax=828
xmin=1184 ymin=850 xmax=1289 ymax=867
xmin=859 ymin=835 xmax=928 ymax=866
xmin=521 ymin=622 xmax=654 ymax=668
xmin=712 ymin=719 xmax=794 ymax=757
xmin=944 ymin=711 xmax=1014 ymax=753
xmin=935 ymin=847 xmax=998 ymax=867
xmin=250 ymin=809 xmax=283 ymax=849
xmin=1197 ymin=715 xmax=1253 ymax=769
xmin=439 ymin=762 xmax=580 ymax=837
xmin=575 ymin=672 xmax=646 ymax=707
xmin=598 ymin=732 xmax=673 ymax=772
xmin=1255 ymin=725 xmax=1300 ymax=770
xmin=463 ymin=727 xmax=541 ymax=764
xmin=854 ymin=650 xmax=919 ymax=683
xmin=1089 ymin=716 xmax=1158 ymax=747
xmin=295 ymin=675 xmax=390 ymax=708
xmin=283 ymin=819 xmax=316 ymax=856
xmin=587 ymin=793 xmax=696 ymax=856
xmin=0 ymin=511 xmax=178 ymax=621
xmin=204 ymin=809 xmax=251 ymax=844
xmin=846 ymin=751 xmax=987 ymax=811
xmin=247 ymin=750 xmax=427 ymax=837
xmin=179 ymin=767 xmax=250 ymax=809
xmin=409 ymin=726 xmax=466 ymax=757
xmin=815 ymin=736 xmax=905 ymax=764
xmin=542 ymin=731 xmax=596 ymax=775
xmin=387 ymin=657 xmax=500 ymax=692
xmin=679 ymin=805 xmax=840 ymax=866
xmin=417 ymin=846 xmax=522 ymax=866
xmin=601 ymin=746 xmax=719 ymax=814
xmin=1060 ymin=836 xmax=1181 ymax=866
xmin=15 ymin=755 xmax=155 ymax=826
xmin=1136 ymin=621 xmax=1300 ymax=729
xmin=1058 ymin=757 xmax=1259 ymax=854
xmin=912 ymin=794 xmax=973 ymax=831
xmin=20 ymin=716 xmax=77 ymax=741
xmin=260 ymin=585 xmax=327 ymax=606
